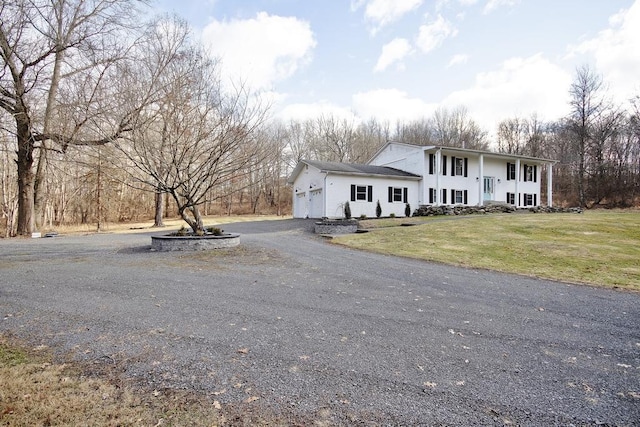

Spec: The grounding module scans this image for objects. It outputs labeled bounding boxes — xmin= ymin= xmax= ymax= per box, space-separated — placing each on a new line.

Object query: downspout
xmin=324 ymin=173 xmax=328 ymax=218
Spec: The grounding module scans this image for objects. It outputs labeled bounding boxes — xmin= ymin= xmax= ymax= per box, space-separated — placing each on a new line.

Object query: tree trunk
xmin=16 ymin=114 xmax=35 ymax=236
xmin=154 ymin=189 xmax=164 ymax=227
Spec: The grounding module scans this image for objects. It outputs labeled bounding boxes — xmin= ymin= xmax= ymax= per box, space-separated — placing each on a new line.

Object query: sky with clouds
xmin=154 ymin=0 xmax=640 ymax=134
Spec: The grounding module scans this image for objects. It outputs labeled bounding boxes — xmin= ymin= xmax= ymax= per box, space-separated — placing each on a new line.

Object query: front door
xmin=483 ymin=177 xmax=494 ymax=201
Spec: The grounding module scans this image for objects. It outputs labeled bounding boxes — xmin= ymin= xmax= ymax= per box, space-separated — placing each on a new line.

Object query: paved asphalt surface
xmin=1 ymin=219 xmax=638 ymax=425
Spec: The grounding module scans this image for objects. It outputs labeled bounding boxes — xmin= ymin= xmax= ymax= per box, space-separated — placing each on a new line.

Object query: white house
xmin=288 ymin=142 xmax=556 ymax=219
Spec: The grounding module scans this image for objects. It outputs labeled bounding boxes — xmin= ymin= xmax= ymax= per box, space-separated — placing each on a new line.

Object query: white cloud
xmin=416 ymin=15 xmax=458 ymax=54
xmin=569 ymin=1 xmax=640 ymax=102
xmin=352 ymin=89 xmax=437 ymax=122
xmin=442 ymin=54 xmax=572 ymax=134
xmin=201 ymin=12 xmax=316 ymax=90
xmin=483 ymin=0 xmax=520 ymax=14
xmin=447 ymin=53 xmax=469 ymax=67
xmin=374 ymin=38 xmax=413 ymax=72
xmin=353 ymin=0 xmax=423 ymax=34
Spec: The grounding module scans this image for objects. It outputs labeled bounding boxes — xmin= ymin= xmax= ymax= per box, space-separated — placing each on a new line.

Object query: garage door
xmin=309 ymin=189 xmax=323 ymax=218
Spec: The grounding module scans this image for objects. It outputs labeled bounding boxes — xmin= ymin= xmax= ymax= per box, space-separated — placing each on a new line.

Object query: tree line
xmin=2 ymin=1 xmax=638 ymax=237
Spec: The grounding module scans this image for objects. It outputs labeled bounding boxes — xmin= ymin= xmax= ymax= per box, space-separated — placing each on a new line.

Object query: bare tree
xmin=431 ymin=106 xmax=488 ymax=150
xmin=566 ymin=65 xmax=607 ymax=207
xmin=116 ymin=18 xmax=269 ymax=233
xmin=0 ymin=0 xmax=150 ymax=235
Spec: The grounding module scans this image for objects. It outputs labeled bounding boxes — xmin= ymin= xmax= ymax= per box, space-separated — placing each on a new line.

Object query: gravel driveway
xmin=1 ymin=219 xmax=638 ymax=425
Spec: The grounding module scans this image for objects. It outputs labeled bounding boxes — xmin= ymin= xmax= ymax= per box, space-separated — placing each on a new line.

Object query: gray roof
xmin=303 ymin=159 xmax=421 ymax=178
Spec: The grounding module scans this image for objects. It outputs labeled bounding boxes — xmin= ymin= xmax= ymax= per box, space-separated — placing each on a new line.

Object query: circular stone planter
xmin=151 ymin=233 xmax=240 ymax=251
xmin=314 ymin=219 xmax=358 ymax=235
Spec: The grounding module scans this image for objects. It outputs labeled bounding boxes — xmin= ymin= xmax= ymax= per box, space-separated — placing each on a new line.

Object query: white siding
xmin=326 ymin=175 xmax=420 ymax=218
xmin=369 ymin=144 xmax=423 ymax=175
xmin=420 ymin=150 xmax=544 ymax=207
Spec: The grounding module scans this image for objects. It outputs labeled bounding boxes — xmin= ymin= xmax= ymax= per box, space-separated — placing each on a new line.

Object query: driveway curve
xmin=1 ymin=219 xmax=638 ymax=425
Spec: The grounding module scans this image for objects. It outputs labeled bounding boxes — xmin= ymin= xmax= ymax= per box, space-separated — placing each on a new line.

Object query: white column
xmin=478 ymin=154 xmax=484 ymax=206
xmin=547 ymin=163 xmax=553 ymax=207
xmin=435 ymin=149 xmax=442 ymax=206
xmin=515 ymin=159 xmax=521 ymax=207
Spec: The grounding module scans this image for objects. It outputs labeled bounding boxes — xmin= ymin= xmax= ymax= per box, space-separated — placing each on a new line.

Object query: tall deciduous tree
xmin=0 ymin=0 xmax=148 ymax=235
xmin=566 ymin=65 xmax=606 ymax=207
xmin=117 ymin=17 xmax=269 ymax=233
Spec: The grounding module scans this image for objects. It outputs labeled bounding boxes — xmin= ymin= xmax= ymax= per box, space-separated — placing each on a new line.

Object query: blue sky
xmin=153 ymin=0 xmax=639 ymax=134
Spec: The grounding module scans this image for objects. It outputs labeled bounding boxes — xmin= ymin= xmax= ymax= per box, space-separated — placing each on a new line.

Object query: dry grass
xmin=335 ymin=210 xmax=640 ymax=291
xmin=0 ymin=338 xmax=224 ymax=426
xmin=42 ymin=214 xmax=287 ymax=235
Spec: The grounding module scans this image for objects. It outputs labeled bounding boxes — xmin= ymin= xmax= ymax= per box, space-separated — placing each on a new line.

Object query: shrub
xmin=375 ymin=200 xmax=382 ymax=218
xmin=344 ymin=201 xmax=352 ymax=219
xmin=175 ymin=226 xmax=188 ymax=236
xmin=390 ymin=213 xmax=396 ymax=218
xmin=359 ymin=214 xmax=367 ymax=220
xmin=207 ymin=226 xmax=224 ymax=236
xmin=405 ymin=203 xmax=411 ymax=217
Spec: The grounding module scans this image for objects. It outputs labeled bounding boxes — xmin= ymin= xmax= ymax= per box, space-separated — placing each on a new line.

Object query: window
xmin=428 ymin=153 xmax=435 ymax=175
xmin=455 ymin=158 xmax=464 ymax=176
xmin=506 ymin=192 xmax=515 ymax=205
xmin=523 ymin=164 xmax=537 ymax=182
xmin=351 ymin=185 xmax=373 ymax=202
xmin=523 ymin=193 xmax=537 ymax=206
xmin=450 ymin=156 xmax=468 ymax=177
xmin=451 ymin=189 xmax=468 ymax=205
xmin=442 ymin=155 xmax=447 ymax=175
xmin=506 ymin=163 xmax=516 ymax=181
xmin=429 ymin=188 xmax=436 ymax=204
xmin=388 ymin=186 xmax=408 ymax=203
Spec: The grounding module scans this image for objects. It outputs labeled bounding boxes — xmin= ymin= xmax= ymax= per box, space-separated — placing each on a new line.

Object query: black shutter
xmin=464 ymin=190 xmax=468 ymax=204
xmin=523 ymin=164 xmax=528 ymax=182
xmin=534 ymin=194 xmax=537 ymax=206
xmin=442 ymin=188 xmax=447 ymax=204
xmin=442 ymin=155 xmax=447 ymax=175
xmin=451 ymin=157 xmax=455 ymax=176
xmin=388 ymin=186 xmax=393 ymax=203
xmin=367 ymin=186 xmax=373 ymax=202
xmin=429 ymin=188 xmax=434 ymax=204
xmin=506 ymin=163 xmax=511 ymax=181
xmin=351 ymin=185 xmax=355 ymax=202
xmin=533 ymin=165 xmax=537 ymax=182
xmin=464 ymin=158 xmax=468 ymax=177
xmin=429 ymin=154 xmax=434 ymax=175
xmin=451 ymin=189 xmax=455 ymax=203
xmin=518 ymin=193 xmax=521 ymax=206
xmin=403 ymin=187 xmax=408 ymax=203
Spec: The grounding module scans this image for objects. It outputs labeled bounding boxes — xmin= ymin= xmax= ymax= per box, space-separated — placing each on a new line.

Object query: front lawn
xmin=334 ymin=210 xmax=640 ymax=290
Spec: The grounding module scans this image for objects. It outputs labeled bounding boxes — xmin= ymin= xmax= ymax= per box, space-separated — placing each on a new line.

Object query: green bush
xmin=376 ymin=200 xmax=382 ymax=218
xmin=405 ymin=203 xmax=411 ymax=217
xmin=344 ymin=201 xmax=352 ymax=219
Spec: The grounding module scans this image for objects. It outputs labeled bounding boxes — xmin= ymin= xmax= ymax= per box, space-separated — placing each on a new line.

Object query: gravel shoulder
xmin=1 ymin=219 xmax=638 ymax=425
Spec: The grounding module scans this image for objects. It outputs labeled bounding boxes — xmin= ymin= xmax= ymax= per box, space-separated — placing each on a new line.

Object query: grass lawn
xmin=334 ymin=210 xmax=640 ymax=291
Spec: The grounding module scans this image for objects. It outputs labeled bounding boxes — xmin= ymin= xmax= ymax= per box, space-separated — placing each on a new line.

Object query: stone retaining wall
xmin=314 ymin=220 xmax=359 ymax=234
xmin=151 ymin=233 xmax=240 ymax=251
xmin=413 ymin=204 xmax=583 ymax=217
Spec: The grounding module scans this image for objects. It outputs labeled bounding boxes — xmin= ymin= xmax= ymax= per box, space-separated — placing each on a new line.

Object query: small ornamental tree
xmin=405 ymin=203 xmax=411 ymax=217
xmin=376 ymin=200 xmax=382 ymax=218
xmin=344 ymin=201 xmax=351 ymax=219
